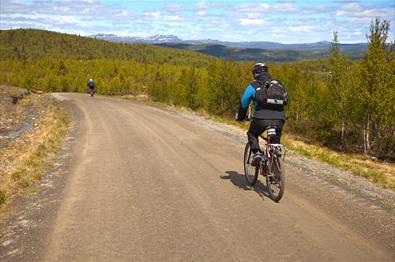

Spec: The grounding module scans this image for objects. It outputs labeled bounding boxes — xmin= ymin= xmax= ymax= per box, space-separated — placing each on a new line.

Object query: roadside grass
xmin=282 ymin=133 xmax=395 ymax=190
xmin=0 ymin=93 xmax=69 ymax=215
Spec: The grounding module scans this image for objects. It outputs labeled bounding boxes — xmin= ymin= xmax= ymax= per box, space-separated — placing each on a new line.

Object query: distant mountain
xmin=92 ymin=34 xmax=182 ymax=44
xmin=92 ymin=34 xmax=367 ymax=61
xmin=93 ymin=34 xmax=367 ymax=51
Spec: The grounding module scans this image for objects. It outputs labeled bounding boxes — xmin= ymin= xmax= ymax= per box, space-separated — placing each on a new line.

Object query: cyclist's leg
xmin=247 ymin=119 xmax=268 ymax=153
xmin=266 ymin=119 xmax=285 ymax=143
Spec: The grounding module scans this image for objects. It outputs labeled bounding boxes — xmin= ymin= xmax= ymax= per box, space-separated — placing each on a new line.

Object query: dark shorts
xmin=247 ymin=119 xmax=285 ymax=152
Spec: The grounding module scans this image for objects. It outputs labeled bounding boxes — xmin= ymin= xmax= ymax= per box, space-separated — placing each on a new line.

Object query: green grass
xmin=283 ymin=135 xmax=394 ymax=190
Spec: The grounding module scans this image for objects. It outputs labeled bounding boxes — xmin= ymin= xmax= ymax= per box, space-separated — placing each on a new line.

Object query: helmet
xmin=89 ymin=79 xmax=93 ymax=82
xmin=252 ymin=63 xmax=268 ymax=75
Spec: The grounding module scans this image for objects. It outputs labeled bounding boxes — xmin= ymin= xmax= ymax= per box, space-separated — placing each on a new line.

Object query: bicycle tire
xmin=266 ymin=154 xmax=285 ymax=202
xmin=244 ymin=142 xmax=259 ymax=186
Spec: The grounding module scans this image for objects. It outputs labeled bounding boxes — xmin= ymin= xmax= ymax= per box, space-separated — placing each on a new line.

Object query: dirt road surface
xmin=1 ymin=93 xmax=394 ymax=261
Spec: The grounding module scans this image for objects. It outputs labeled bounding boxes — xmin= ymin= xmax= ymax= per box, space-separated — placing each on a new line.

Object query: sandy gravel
xmin=1 ymin=93 xmax=394 ymax=261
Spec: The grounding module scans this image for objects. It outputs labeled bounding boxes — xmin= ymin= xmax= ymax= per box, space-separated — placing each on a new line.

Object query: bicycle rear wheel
xmin=244 ymin=142 xmax=259 ymax=186
xmin=266 ymin=155 xmax=285 ymax=202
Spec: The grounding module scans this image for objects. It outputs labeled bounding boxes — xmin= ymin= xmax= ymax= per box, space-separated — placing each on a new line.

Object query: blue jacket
xmin=239 ymin=79 xmax=286 ymax=121
xmin=87 ymin=81 xmax=95 ymax=89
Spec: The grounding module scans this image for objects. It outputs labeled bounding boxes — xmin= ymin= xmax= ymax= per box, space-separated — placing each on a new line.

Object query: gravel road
xmin=1 ymin=93 xmax=394 ymax=261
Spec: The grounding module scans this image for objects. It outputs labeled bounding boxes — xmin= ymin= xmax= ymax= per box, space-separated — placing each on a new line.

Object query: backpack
xmin=254 ymin=80 xmax=287 ymax=107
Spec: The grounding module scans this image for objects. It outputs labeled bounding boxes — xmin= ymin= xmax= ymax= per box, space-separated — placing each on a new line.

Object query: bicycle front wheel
xmin=266 ymin=155 xmax=285 ymax=202
xmin=244 ymin=142 xmax=259 ymax=186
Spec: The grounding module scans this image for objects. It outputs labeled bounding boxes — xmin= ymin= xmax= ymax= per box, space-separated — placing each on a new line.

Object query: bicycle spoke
xmin=244 ymin=143 xmax=259 ymax=186
xmin=266 ymin=156 xmax=285 ymax=202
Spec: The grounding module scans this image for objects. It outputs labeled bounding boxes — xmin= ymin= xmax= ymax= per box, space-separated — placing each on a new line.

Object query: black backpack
xmin=254 ymin=80 xmax=288 ymax=108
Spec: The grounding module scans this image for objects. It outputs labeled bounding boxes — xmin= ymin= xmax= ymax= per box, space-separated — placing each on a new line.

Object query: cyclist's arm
xmin=237 ymin=84 xmax=255 ymax=120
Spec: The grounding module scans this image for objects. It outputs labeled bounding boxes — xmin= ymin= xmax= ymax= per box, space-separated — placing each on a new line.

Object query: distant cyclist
xmin=87 ymin=79 xmax=95 ymax=96
xmin=235 ymin=63 xmax=288 ymax=166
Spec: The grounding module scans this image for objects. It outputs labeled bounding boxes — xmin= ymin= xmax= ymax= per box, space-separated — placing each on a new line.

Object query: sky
xmin=1 ymin=0 xmax=394 ymax=43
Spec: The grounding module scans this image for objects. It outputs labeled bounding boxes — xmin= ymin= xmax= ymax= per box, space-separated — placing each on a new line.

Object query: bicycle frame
xmin=258 ymin=132 xmax=285 ymax=176
xmin=242 ymin=114 xmax=286 ymax=201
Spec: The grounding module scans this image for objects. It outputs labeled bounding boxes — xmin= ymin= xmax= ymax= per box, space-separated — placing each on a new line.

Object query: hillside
xmin=0 ymin=21 xmax=393 ymax=161
xmin=91 ymin=33 xmax=366 ymax=61
xmin=0 ymin=29 xmax=217 ymax=66
xmin=158 ymin=43 xmax=365 ymax=61
xmin=93 ymin=34 xmax=368 ymax=51
xmin=0 ymin=29 xmax=365 ymax=64
xmin=158 ymin=43 xmax=316 ymax=62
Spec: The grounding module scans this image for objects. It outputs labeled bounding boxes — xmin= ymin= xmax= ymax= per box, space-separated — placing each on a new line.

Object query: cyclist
xmin=235 ymin=63 xmax=287 ymax=166
xmin=87 ymin=79 xmax=95 ymax=95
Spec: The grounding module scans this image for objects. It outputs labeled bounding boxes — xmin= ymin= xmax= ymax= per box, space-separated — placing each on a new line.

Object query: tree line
xmin=0 ymin=19 xmax=393 ymax=160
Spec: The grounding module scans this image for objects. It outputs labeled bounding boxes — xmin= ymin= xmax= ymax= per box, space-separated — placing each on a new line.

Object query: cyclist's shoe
xmin=251 ymin=152 xmax=263 ymax=166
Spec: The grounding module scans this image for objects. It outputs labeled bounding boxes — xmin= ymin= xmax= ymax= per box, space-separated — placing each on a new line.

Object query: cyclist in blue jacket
xmin=87 ymin=79 xmax=95 ymax=90
xmin=235 ymin=63 xmax=287 ymax=166
xmin=87 ymin=79 xmax=95 ymax=96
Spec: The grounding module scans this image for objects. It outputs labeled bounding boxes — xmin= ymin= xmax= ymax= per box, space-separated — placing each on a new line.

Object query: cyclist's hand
xmin=235 ymin=113 xmax=243 ymax=121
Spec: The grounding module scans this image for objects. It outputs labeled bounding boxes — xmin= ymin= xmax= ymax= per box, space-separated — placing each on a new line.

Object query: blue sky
xmin=1 ymin=0 xmax=394 ymax=43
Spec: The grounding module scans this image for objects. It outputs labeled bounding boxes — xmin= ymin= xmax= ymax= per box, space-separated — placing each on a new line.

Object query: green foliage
xmin=159 ymin=42 xmax=366 ymax=61
xmin=355 ymin=19 xmax=394 ymax=156
xmin=0 ymin=29 xmax=216 ymax=66
xmin=328 ymin=31 xmax=350 ymax=147
xmin=0 ymin=26 xmax=394 ymax=160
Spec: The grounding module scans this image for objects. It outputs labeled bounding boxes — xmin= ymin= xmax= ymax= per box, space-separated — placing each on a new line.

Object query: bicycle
xmin=243 ymin=126 xmax=286 ymax=202
xmin=89 ymin=88 xmax=95 ymax=97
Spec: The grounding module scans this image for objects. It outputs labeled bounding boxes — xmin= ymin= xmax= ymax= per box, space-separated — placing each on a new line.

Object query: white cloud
xmin=273 ymin=3 xmax=297 ymax=13
xmin=240 ymin=18 xmax=265 ymax=26
xmin=238 ymin=3 xmax=270 ymax=12
xmin=342 ymin=2 xmax=363 ymax=12
xmin=247 ymin=13 xmax=261 ymax=19
xmin=164 ymin=15 xmax=181 ymax=22
xmin=111 ymin=9 xmax=128 ymax=17
xmin=5 ymin=13 xmax=88 ymax=27
xmin=196 ymin=1 xmax=207 ymax=11
xmin=236 ymin=2 xmax=297 ymax=14
xmin=143 ymin=11 xmax=182 ymax=23
xmin=335 ymin=2 xmax=393 ymax=20
xmin=1 ymin=0 xmax=394 ymax=43
xmin=289 ymin=25 xmax=315 ymax=33
xmin=211 ymin=18 xmax=225 ymax=25
xmin=145 ymin=11 xmax=161 ymax=20
xmin=270 ymin=28 xmax=282 ymax=33
xmin=351 ymin=29 xmax=363 ymax=36
xmin=165 ymin=4 xmax=182 ymax=13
